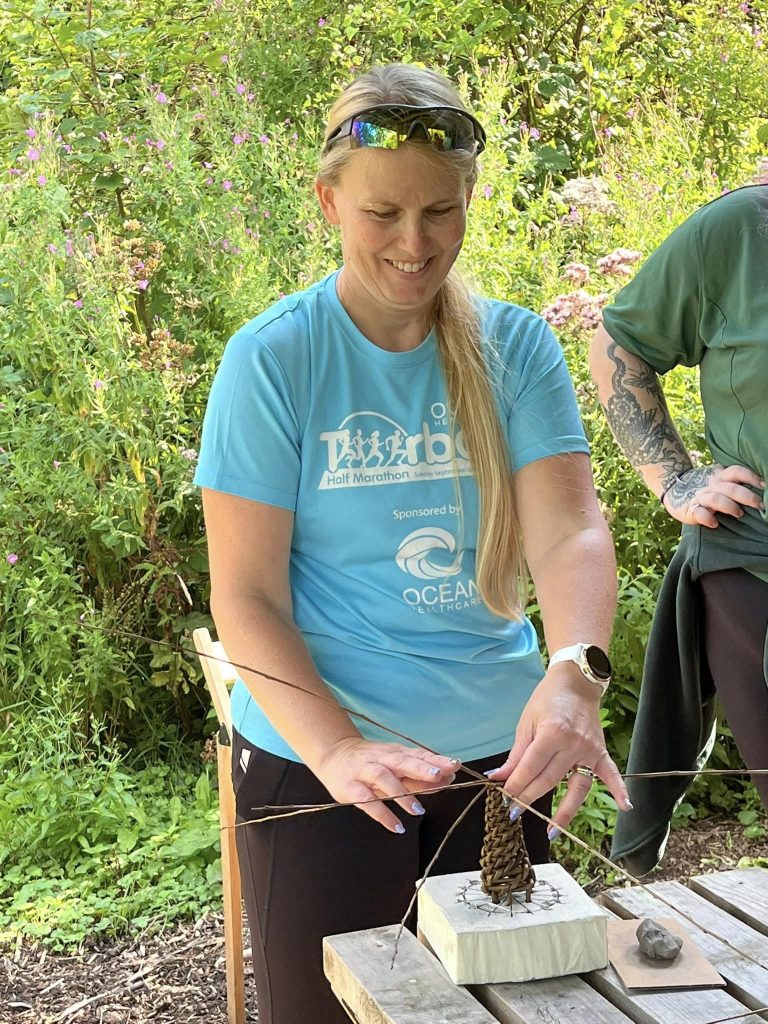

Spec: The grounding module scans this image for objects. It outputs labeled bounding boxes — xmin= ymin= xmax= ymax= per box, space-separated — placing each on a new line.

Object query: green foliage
xmin=0 ymin=708 xmax=220 ymax=948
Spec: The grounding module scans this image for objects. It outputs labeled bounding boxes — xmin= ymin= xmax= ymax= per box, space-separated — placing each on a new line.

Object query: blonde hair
xmin=318 ymin=64 xmax=524 ymax=619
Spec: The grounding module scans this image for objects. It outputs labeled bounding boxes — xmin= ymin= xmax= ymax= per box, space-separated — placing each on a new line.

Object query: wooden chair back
xmin=192 ymin=627 xmax=246 ymax=1024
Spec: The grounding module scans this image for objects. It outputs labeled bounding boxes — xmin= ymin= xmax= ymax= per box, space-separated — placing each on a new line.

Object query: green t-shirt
xmin=603 ymin=184 xmax=768 ymax=580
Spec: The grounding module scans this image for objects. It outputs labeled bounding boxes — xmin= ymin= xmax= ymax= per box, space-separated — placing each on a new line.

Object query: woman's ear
xmin=315 ymin=179 xmax=340 ymax=225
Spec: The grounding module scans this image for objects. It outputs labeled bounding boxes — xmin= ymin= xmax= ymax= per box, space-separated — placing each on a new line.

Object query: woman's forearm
xmin=210 ymin=592 xmax=361 ymax=769
xmin=589 ymin=324 xmax=692 ymax=498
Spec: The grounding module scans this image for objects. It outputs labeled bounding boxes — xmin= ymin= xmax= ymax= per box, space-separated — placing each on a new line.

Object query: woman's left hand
xmin=484 ymin=663 xmax=632 ymax=836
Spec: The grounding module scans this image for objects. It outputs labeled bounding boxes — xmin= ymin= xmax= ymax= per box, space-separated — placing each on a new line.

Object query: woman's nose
xmin=399 ymin=218 xmax=430 ymax=257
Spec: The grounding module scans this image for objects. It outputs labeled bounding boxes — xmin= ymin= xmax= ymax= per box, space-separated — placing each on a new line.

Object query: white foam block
xmin=417 ymin=863 xmax=609 ymax=985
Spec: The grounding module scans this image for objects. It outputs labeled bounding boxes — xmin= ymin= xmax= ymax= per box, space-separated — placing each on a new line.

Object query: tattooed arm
xmin=589 ymin=325 xmax=765 ymax=528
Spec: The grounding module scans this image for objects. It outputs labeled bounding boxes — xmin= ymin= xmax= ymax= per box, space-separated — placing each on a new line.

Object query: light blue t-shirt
xmin=195 ymin=271 xmax=589 ymax=762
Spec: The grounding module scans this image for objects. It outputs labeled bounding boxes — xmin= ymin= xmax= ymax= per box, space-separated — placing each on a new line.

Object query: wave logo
xmin=395 ymin=527 xmax=463 ymax=580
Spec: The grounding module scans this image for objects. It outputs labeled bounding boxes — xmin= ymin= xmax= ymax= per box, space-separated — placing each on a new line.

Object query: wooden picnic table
xmin=323 ymin=867 xmax=768 ymax=1024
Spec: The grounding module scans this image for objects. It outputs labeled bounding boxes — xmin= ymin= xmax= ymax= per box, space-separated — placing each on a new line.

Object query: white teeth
xmin=389 ymin=259 xmax=428 ymax=273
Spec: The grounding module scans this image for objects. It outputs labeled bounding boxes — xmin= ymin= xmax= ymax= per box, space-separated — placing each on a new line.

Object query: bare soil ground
xmin=2 ymin=816 xmax=766 ymax=1024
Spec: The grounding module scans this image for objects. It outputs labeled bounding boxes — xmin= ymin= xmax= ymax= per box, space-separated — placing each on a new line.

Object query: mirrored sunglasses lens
xmin=351 ymin=121 xmax=400 ymax=149
xmin=425 ymin=113 xmax=475 ymax=151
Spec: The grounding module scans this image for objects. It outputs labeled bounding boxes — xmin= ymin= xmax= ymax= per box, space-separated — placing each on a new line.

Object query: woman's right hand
xmin=312 ymin=737 xmax=459 ymax=833
xmin=663 ymin=464 xmax=765 ymax=528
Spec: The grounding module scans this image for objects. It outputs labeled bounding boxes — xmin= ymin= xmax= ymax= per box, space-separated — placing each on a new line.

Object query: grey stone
xmin=636 ymin=918 xmax=683 ymax=961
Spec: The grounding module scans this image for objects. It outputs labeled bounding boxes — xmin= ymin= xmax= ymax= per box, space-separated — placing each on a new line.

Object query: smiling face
xmin=315 ymin=145 xmax=471 ymax=347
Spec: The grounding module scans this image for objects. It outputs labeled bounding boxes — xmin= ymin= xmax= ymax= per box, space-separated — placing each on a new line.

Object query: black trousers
xmin=699 ymin=567 xmax=768 ymax=808
xmin=232 ymin=734 xmax=551 ymax=1024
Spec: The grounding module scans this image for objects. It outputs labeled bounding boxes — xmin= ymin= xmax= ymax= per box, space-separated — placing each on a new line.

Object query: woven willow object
xmin=479 ymin=785 xmax=536 ymax=904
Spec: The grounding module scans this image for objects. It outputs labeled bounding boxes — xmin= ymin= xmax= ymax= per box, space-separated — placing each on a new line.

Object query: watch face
xmin=585 ymin=645 xmax=612 ymax=681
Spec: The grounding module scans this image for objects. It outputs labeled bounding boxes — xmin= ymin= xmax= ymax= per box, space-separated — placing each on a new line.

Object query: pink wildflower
xmin=37 ymin=174 xmax=47 ymax=186
xmin=181 ymin=448 xmax=198 ymax=461
xmin=318 ymin=17 xmax=326 ymax=25
xmin=233 ymin=133 xmax=247 ymax=145
xmin=92 ymin=379 xmax=104 ymax=390
xmin=483 ymin=185 xmax=493 ymax=199
xmin=596 ymin=248 xmax=642 ymax=276
xmin=48 ymin=243 xmax=57 ymax=254
xmin=155 ymin=91 xmax=169 ymax=104
xmin=26 ymin=128 xmax=36 ymax=139
xmin=236 ymin=83 xmax=246 ymax=95
xmin=563 ymin=262 xmax=590 ymax=285
xmin=541 ymin=290 xmax=609 ymax=331
xmin=222 ymin=180 xmax=233 ymax=191
xmin=137 ymin=280 xmax=149 ymax=290
xmin=53 ymin=460 xmax=62 ymax=469
xmin=72 ymin=298 xmax=83 ymax=308
xmin=27 ymin=148 xmax=41 ymax=161
xmin=6 ymin=554 xmax=18 ymax=565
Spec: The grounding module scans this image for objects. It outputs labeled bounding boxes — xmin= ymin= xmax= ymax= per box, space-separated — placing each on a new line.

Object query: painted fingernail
xmin=483 ymin=768 xmax=500 ymax=777
xmin=394 ymin=823 xmax=406 ymax=834
xmin=429 ymin=766 xmax=442 ymax=776
xmin=623 ymin=799 xmax=634 ymax=811
xmin=449 ymin=758 xmax=462 ymax=766
xmin=509 ymin=806 xmax=522 ymax=823
xmin=412 ymin=801 xmax=425 ymax=815
xmin=547 ymin=827 xmax=560 ymax=841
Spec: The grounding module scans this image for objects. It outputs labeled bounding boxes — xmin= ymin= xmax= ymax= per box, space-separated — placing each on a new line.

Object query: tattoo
xmin=602 ymin=342 xmax=691 ymax=485
xmin=665 ymin=467 xmax=716 ymax=510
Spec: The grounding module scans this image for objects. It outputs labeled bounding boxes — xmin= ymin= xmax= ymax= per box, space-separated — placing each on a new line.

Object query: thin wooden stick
xmin=80 ymin=623 xmax=768 ymax=780
xmin=77 ymin=622 xmax=455 ymax=757
xmin=706 ymin=1009 xmax=768 ymax=1024
xmin=80 ymin=619 xmax=768 ymax=974
xmin=390 ymin=787 xmax=486 ymax=968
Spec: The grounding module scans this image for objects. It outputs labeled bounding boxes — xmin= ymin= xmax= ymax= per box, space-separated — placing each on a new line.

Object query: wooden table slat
xmin=323 ymin=926 xmax=498 ymax=1024
xmin=585 ymin=961 xmax=759 ymax=1024
xmin=600 ymin=879 xmax=768 ymax=1015
xmin=690 ymin=869 xmax=768 ymax=938
xmin=326 ymin=870 xmax=768 ymax=1024
xmin=471 ymin=974 xmax=637 ymax=1024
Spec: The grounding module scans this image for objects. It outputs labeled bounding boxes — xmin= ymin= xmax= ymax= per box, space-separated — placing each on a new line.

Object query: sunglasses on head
xmin=323 ymin=104 xmax=486 ymax=156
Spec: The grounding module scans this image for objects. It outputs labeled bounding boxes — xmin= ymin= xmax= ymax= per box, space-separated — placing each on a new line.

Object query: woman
xmin=196 ymin=63 xmax=629 ymax=1024
xmin=590 ymin=181 xmax=768 ymax=876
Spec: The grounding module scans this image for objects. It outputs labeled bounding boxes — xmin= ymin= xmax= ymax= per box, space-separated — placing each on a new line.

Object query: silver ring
xmin=567 ymin=765 xmax=595 ymax=781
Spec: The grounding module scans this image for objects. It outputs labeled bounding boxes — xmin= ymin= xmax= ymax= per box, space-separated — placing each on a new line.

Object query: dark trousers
xmin=232 ymin=733 xmax=551 ymax=1024
xmin=699 ymin=567 xmax=768 ymax=808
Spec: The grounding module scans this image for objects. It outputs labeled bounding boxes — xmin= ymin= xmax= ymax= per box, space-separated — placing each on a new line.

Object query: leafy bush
xmin=0 ymin=708 xmax=220 ymax=948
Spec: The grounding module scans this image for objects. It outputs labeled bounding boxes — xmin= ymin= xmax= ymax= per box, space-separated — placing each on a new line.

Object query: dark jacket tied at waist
xmin=611 ymin=508 xmax=768 ymax=876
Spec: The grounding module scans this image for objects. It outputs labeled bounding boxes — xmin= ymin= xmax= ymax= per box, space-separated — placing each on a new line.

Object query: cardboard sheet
xmin=607 ymin=917 xmax=726 ymax=991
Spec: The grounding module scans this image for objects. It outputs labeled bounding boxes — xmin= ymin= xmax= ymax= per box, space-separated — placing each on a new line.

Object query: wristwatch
xmin=548 ymin=643 xmax=612 ymax=694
